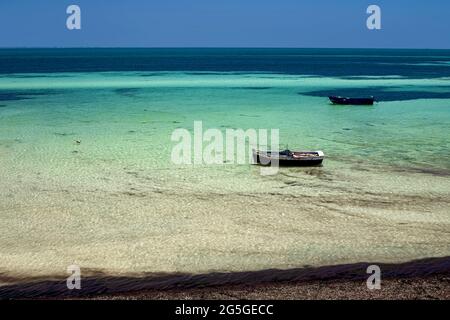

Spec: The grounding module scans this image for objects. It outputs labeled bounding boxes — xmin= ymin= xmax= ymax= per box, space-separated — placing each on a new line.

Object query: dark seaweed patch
xmin=0 ymin=89 xmax=61 ymax=102
xmin=301 ymin=86 xmax=450 ymax=102
xmin=1 ymin=74 xmax=63 ymax=79
xmin=139 ymin=73 xmax=168 ymax=77
xmin=54 ymin=132 xmax=75 ymax=137
xmin=338 ymin=76 xmax=405 ymax=80
xmin=232 ymin=87 xmax=272 ymax=90
xmin=114 ymin=88 xmax=141 ymax=97
xmin=0 ymin=92 xmax=33 ymax=102
xmin=185 ymin=72 xmax=238 ymax=76
xmin=392 ymin=166 xmax=450 ymax=177
xmin=239 ymin=114 xmax=260 ymax=118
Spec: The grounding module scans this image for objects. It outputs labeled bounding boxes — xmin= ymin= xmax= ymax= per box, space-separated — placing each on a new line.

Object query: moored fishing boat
xmin=329 ymin=96 xmax=375 ymax=105
xmin=253 ymin=149 xmax=324 ymax=166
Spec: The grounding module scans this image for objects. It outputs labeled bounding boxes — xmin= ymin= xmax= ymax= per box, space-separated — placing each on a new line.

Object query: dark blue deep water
xmin=1 ymin=48 xmax=450 ymax=78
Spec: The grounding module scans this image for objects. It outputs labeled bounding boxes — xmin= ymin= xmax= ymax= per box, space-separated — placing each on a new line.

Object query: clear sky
xmin=0 ymin=0 xmax=449 ymax=48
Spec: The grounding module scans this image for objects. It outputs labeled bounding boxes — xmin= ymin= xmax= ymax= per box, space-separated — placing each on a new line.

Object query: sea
xmin=0 ymin=49 xmax=449 ymax=288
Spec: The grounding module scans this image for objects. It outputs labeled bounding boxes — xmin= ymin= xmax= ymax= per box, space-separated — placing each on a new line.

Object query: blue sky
xmin=0 ymin=0 xmax=449 ymax=48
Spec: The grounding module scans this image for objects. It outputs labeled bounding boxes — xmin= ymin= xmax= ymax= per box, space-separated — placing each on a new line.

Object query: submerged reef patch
xmin=301 ymin=86 xmax=450 ymax=102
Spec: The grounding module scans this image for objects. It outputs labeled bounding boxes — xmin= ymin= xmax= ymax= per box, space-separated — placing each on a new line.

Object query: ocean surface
xmin=0 ymin=49 xmax=449 ymax=285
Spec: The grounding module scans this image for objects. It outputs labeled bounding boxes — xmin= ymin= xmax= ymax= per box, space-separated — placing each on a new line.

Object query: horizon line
xmin=1 ymin=46 xmax=450 ymax=50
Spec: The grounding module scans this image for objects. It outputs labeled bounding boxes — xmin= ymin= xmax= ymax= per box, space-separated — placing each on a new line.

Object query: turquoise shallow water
xmin=1 ymin=72 xmax=449 ymax=173
xmin=0 ymin=53 xmax=449 ymax=283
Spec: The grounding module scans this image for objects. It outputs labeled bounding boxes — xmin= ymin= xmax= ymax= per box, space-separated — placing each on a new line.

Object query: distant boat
xmin=329 ymin=96 xmax=375 ymax=105
xmin=253 ymin=149 xmax=324 ymax=166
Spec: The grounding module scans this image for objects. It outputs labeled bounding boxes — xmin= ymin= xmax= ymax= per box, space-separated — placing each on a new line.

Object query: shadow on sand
xmin=1 ymin=256 xmax=449 ymax=299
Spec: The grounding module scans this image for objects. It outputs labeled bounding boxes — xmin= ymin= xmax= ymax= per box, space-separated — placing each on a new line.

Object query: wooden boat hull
xmin=253 ymin=150 xmax=324 ymax=167
xmin=329 ymin=96 xmax=374 ymax=105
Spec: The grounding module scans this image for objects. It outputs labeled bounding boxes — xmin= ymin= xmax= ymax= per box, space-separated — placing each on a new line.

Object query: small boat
xmin=329 ymin=96 xmax=374 ymax=105
xmin=253 ymin=149 xmax=324 ymax=166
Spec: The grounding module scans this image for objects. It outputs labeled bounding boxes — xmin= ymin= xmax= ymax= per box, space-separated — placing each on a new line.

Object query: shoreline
xmin=1 ymin=256 xmax=449 ymax=300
